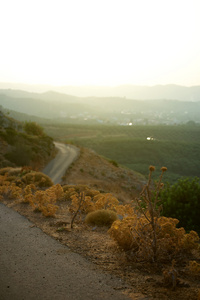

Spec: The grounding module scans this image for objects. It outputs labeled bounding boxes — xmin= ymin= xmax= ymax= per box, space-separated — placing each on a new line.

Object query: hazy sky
xmin=1 ymin=0 xmax=200 ymax=87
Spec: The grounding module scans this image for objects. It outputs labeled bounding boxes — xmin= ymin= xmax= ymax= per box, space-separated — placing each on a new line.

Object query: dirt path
xmin=42 ymin=142 xmax=80 ymax=184
xmin=0 ymin=203 xmax=135 ymax=300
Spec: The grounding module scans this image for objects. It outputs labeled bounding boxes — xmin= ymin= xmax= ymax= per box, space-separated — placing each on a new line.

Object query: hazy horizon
xmin=1 ymin=81 xmax=200 ymax=101
xmin=1 ymin=0 xmax=200 ymax=88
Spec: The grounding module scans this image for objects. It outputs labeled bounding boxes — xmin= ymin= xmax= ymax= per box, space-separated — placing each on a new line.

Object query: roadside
xmin=1 ymin=144 xmax=199 ymax=300
xmin=0 ymin=202 xmax=134 ymax=300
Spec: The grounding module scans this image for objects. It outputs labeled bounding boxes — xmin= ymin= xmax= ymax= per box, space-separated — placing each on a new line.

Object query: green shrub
xmin=21 ymin=172 xmax=53 ymax=188
xmin=5 ymin=127 xmax=18 ymax=144
xmin=161 ymin=177 xmax=200 ymax=233
xmin=5 ymin=143 xmax=32 ymax=166
xmin=0 ymin=159 xmax=14 ymax=168
xmin=85 ymin=209 xmax=118 ymax=227
xmin=109 ymin=159 xmax=118 ymax=167
xmin=24 ymin=122 xmax=44 ymax=136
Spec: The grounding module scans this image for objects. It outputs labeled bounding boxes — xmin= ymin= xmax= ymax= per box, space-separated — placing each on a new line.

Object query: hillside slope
xmin=62 ymin=147 xmax=146 ymax=202
xmin=0 ymin=111 xmax=55 ymax=169
xmin=1 ymin=149 xmax=199 ymax=300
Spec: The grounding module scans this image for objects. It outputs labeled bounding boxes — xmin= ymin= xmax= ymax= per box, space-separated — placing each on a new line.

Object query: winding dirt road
xmin=42 ymin=142 xmax=80 ymax=184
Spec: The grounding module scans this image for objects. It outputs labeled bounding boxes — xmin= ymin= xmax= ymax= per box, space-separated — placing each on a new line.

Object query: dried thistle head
xmin=161 ymin=167 xmax=167 ymax=172
xmin=149 ymin=165 xmax=155 ymax=172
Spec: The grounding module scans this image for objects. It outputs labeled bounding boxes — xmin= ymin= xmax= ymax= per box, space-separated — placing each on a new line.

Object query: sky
xmin=0 ymin=0 xmax=200 ymax=87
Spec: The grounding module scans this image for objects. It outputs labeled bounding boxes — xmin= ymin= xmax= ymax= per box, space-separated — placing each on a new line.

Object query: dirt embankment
xmin=62 ymin=147 xmax=146 ymax=202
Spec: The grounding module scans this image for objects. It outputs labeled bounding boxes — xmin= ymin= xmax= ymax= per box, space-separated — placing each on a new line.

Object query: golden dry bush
xmin=22 ymin=184 xmax=36 ymax=203
xmin=29 ymin=186 xmax=60 ymax=217
xmin=130 ymin=165 xmax=168 ymax=261
xmin=181 ymin=230 xmax=200 ymax=252
xmin=0 ymin=174 xmax=22 ymax=200
xmin=0 ymin=167 xmax=22 ymax=179
xmin=49 ymin=184 xmax=64 ymax=201
xmin=70 ymin=193 xmax=94 ymax=214
xmin=29 ymin=190 xmax=45 ymax=212
xmin=0 ymin=167 xmax=14 ymax=175
xmin=9 ymin=183 xmax=23 ymax=200
xmin=40 ymin=203 xmax=58 ymax=217
xmin=109 ymin=215 xmax=200 ymax=262
xmin=93 ymin=193 xmax=119 ymax=211
xmin=186 ymin=260 xmax=200 ymax=276
xmin=84 ymin=189 xmax=100 ymax=198
xmin=109 ymin=216 xmax=139 ymax=251
xmin=62 ymin=185 xmax=77 ymax=200
xmin=20 ymin=166 xmax=32 ymax=175
xmin=70 ymin=190 xmax=120 ymax=215
xmin=62 ymin=184 xmax=99 ymax=202
xmin=115 ymin=203 xmax=135 ymax=217
xmin=85 ymin=209 xmax=118 ymax=227
xmin=21 ymin=172 xmax=53 ymax=187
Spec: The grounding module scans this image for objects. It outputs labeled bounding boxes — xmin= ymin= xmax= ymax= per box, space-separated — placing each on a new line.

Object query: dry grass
xmin=62 ymin=147 xmax=146 ymax=202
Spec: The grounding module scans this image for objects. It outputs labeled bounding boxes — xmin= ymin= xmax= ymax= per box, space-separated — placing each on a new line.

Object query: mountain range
xmin=0 ymin=82 xmax=200 ymax=101
xmin=0 ymin=87 xmax=200 ymax=125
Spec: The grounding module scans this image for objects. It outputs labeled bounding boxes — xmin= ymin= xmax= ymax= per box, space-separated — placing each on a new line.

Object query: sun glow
xmin=0 ymin=0 xmax=200 ymax=86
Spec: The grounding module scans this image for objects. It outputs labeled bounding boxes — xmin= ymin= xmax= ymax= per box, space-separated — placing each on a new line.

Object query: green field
xmin=43 ymin=123 xmax=200 ymax=183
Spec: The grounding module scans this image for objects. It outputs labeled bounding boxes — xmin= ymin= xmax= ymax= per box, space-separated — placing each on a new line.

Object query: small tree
xmin=24 ymin=122 xmax=44 ymax=136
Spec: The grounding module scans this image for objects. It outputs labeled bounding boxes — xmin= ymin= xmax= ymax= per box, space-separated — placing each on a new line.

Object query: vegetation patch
xmin=85 ymin=209 xmax=118 ymax=227
xmin=0 ymin=112 xmax=55 ymax=169
xmin=0 ymin=166 xmax=200 ymax=300
xmin=43 ymin=123 xmax=200 ymax=184
xmin=21 ymin=171 xmax=53 ymax=188
xmin=161 ymin=177 xmax=200 ymax=233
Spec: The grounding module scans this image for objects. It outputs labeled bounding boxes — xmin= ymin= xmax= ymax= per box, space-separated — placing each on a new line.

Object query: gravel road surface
xmin=42 ymin=142 xmax=80 ymax=184
xmin=0 ymin=203 xmax=132 ymax=300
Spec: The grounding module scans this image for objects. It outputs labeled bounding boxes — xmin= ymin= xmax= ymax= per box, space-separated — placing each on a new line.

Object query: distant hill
xmin=0 ymin=88 xmax=200 ymax=124
xmin=0 ymin=82 xmax=200 ymax=101
xmin=57 ymin=84 xmax=200 ymax=101
xmin=0 ymin=92 xmax=92 ymax=119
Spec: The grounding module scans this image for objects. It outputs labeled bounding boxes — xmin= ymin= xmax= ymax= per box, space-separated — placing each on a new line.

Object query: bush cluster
xmin=21 ymin=171 xmax=53 ymax=188
xmin=0 ymin=171 xmax=62 ymax=217
xmin=26 ymin=184 xmax=63 ymax=217
xmin=70 ymin=191 xmax=119 ymax=215
xmin=109 ymin=215 xmax=199 ymax=262
xmin=23 ymin=121 xmax=44 ymax=136
xmin=109 ymin=166 xmax=200 ymax=263
xmin=0 ymin=166 xmax=200 ymax=267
